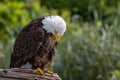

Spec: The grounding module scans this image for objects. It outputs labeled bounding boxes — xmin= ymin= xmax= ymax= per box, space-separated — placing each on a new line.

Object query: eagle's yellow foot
xmin=43 ymin=68 xmax=53 ymax=75
xmin=34 ymin=68 xmax=44 ymax=75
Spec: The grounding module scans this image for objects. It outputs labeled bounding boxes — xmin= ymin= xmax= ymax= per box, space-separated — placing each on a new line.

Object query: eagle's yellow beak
xmin=54 ymin=34 xmax=60 ymax=42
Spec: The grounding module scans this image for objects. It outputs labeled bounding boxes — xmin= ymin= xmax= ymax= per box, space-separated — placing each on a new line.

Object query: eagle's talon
xmin=34 ymin=68 xmax=44 ymax=75
xmin=43 ymin=68 xmax=53 ymax=75
xmin=46 ymin=70 xmax=53 ymax=75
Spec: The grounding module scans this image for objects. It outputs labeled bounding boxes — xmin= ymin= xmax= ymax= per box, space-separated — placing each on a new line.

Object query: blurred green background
xmin=0 ymin=0 xmax=120 ymax=80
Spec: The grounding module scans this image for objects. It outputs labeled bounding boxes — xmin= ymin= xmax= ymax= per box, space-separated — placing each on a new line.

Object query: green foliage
xmin=113 ymin=70 xmax=120 ymax=80
xmin=0 ymin=0 xmax=120 ymax=80
xmin=41 ymin=0 xmax=119 ymax=21
xmin=55 ymin=22 xmax=120 ymax=80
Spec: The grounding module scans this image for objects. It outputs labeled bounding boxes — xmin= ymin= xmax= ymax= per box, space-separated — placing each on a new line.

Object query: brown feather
xmin=10 ymin=16 xmax=57 ymax=69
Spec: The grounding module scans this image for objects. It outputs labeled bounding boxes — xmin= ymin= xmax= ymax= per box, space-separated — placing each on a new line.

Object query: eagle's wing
xmin=10 ymin=21 xmax=45 ymax=68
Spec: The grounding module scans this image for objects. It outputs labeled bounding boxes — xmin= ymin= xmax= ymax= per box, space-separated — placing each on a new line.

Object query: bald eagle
xmin=10 ymin=15 xmax=66 ymax=74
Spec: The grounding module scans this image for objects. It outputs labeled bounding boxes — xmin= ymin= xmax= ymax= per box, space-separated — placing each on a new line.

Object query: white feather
xmin=21 ymin=62 xmax=32 ymax=69
xmin=42 ymin=16 xmax=66 ymax=36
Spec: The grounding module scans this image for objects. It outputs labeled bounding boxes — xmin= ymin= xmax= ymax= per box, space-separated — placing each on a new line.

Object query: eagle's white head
xmin=42 ymin=15 xmax=66 ymax=42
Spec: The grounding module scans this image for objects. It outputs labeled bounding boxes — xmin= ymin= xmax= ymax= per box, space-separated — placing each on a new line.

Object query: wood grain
xmin=0 ymin=68 xmax=61 ymax=80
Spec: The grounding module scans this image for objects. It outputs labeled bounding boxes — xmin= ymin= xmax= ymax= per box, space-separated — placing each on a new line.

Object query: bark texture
xmin=0 ymin=68 xmax=61 ymax=80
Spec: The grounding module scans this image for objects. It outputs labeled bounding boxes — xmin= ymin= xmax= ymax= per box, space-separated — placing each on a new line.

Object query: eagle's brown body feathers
xmin=10 ymin=17 xmax=56 ymax=69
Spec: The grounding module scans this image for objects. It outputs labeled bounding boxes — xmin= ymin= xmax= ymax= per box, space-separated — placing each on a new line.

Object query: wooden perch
xmin=0 ymin=68 xmax=61 ymax=80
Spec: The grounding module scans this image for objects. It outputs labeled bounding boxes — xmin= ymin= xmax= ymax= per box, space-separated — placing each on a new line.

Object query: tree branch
xmin=0 ymin=68 xmax=61 ymax=80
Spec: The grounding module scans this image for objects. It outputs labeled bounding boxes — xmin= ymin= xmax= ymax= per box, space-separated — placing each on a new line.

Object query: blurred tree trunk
xmin=0 ymin=68 xmax=61 ymax=80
